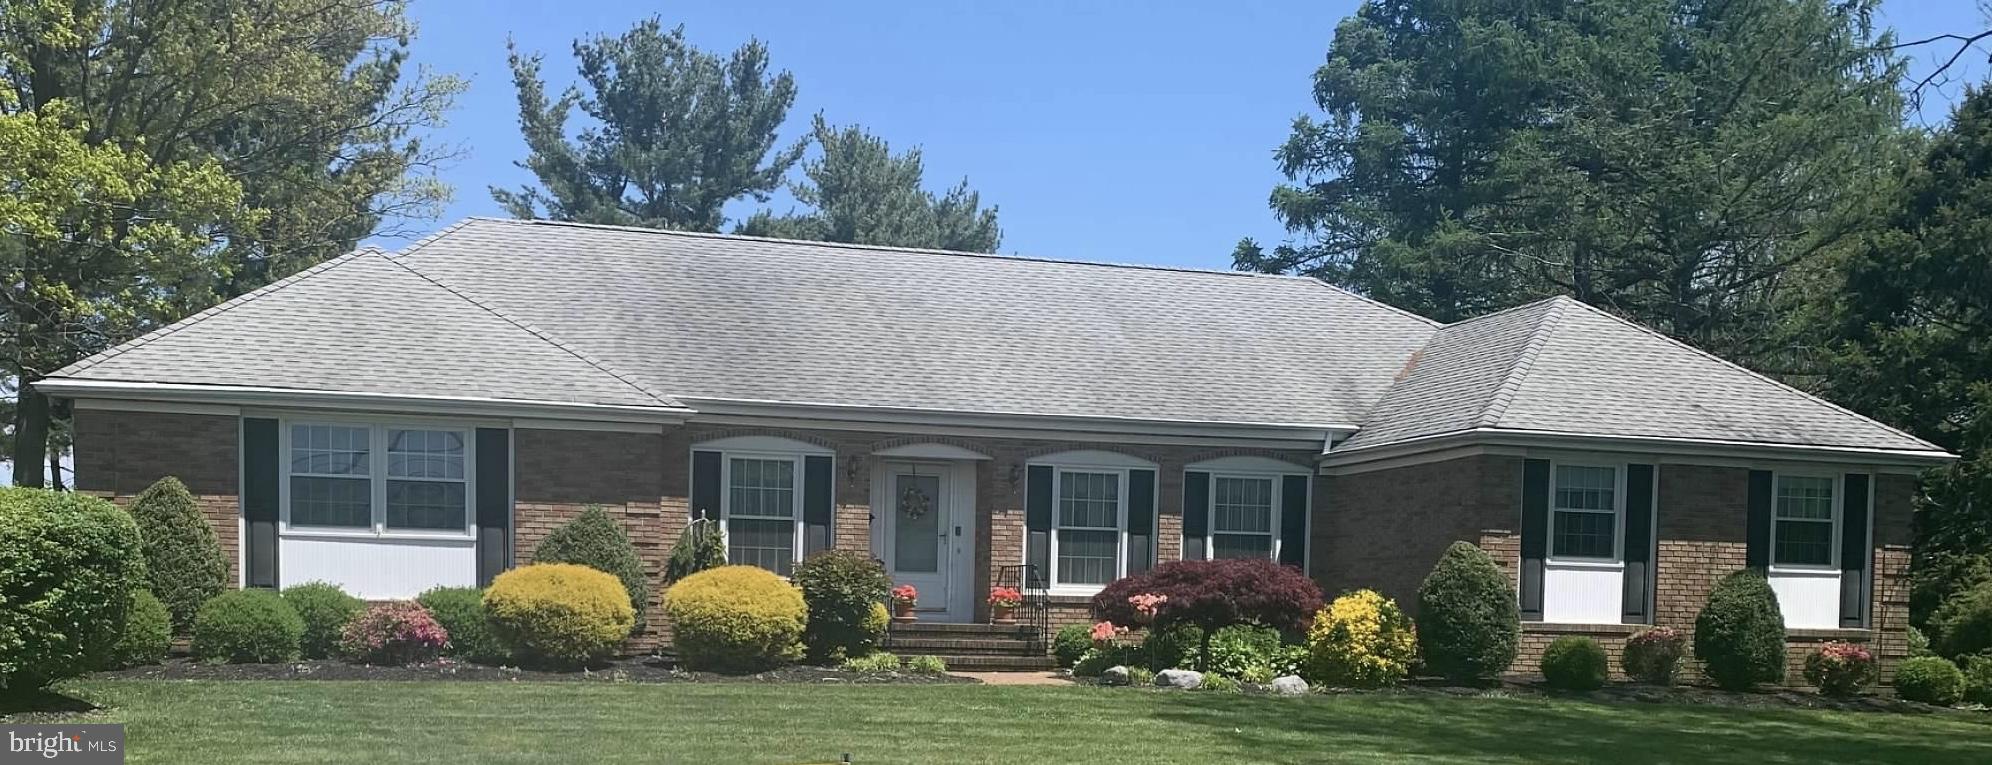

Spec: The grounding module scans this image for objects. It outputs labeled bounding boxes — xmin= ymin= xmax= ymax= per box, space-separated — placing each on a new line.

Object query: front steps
xmin=883 ymin=621 xmax=1056 ymax=671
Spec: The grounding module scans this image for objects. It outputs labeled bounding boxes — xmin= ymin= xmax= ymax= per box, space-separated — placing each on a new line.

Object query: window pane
xmin=893 ymin=474 xmax=941 ymax=573
xmin=291 ymin=424 xmax=369 ymax=476
xmin=388 ymin=429 xmax=465 ymax=479
xmin=1775 ymin=519 xmax=1834 ymax=566
xmin=291 ymin=476 xmax=371 ymax=528
xmin=1551 ymin=510 xmax=1616 ymax=558
xmin=729 ymin=458 xmax=795 ymax=518
xmin=1777 ymin=476 xmax=1834 ymax=520
xmin=1057 ymin=471 xmax=1118 ymax=528
xmin=1213 ymin=476 xmax=1273 ymax=533
xmin=1056 ymin=529 xmax=1118 ymax=585
xmin=1212 ymin=533 xmax=1272 ymax=560
xmin=728 ymin=517 xmax=795 ymax=576
xmin=1554 ymin=465 xmax=1615 ymax=511
xmin=387 ymin=480 xmax=466 ymax=531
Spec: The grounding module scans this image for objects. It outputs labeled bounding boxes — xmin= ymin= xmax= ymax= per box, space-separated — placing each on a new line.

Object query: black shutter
xmin=241 ymin=417 xmax=280 ymax=589
xmin=475 ymin=428 xmax=512 ymax=586
xmin=1279 ymin=474 xmax=1309 ymax=568
xmin=1841 ymin=473 xmax=1872 ymax=628
xmin=1126 ymin=469 xmax=1155 ymax=574
xmin=1622 ymin=464 xmax=1655 ymax=624
xmin=1025 ymin=465 xmax=1053 ymax=585
xmin=1746 ymin=470 xmax=1773 ymax=569
xmin=803 ymin=455 xmax=833 ymax=558
xmin=691 ymin=451 xmax=721 ymax=522
xmin=1182 ymin=471 xmax=1210 ymax=561
xmin=1520 ymin=459 xmax=1549 ymax=621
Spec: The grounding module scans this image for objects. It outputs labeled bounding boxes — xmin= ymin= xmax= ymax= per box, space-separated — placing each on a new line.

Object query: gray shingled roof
xmin=1338 ymin=296 xmax=1942 ymax=454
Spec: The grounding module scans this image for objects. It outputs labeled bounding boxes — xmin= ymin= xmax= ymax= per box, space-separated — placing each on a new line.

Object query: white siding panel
xmin=1769 ymin=570 xmax=1843 ymax=630
xmin=279 ymin=536 xmax=476 ymax=600
xmin=1542 ymin=563 xmax=1624 ymax=625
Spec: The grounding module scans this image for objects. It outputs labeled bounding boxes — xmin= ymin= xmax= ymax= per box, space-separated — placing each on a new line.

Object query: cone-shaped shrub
xmin=128 ymin=476 xmax=226 ymax=634
xmin=534 ymin=506 xmax=648 ymax=634
xmin=665 ymin=517 xmax=728 ymax=584
xmin=1415 ymin=542 xmax=1520 ymax=682
xmin=1693 ymin=570 xmax=1786 ymax=690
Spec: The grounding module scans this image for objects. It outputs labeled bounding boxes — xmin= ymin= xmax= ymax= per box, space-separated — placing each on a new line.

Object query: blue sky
xmin=381 ymin=0 xmax=1990 ymax=269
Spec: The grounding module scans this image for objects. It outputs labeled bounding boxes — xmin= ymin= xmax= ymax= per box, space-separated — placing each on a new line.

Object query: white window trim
xmin=1769 ymin=471 xmax=1842 ymax=573
xmin=1545 ymin=460 xmax=1625 ymax=567
xmin=1197 ymin=469 xmax=1308 ymax=562
xmin=278 ymin=417 xmax=477 ymax=541
xmin=1030 ymin=461 xmax=1135 ymax=596
xmin=715 ymin=450 xmax=809 ymax=573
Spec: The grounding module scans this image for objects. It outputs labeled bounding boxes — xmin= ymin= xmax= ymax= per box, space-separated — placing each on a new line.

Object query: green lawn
xmin=31 ymin=679 xmax=1992 ymax=764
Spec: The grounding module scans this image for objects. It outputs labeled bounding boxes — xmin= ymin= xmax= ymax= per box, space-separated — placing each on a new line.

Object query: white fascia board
xmin=1321 ymin=427 xmax=1955 ymax=474
xmin=678 ymin=396 xmax=1345 ymax=450
xmin=38 ymin=378 xmax=693 ymax=425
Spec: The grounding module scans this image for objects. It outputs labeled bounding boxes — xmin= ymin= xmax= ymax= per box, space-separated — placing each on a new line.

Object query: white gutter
xmin=1321 ymin=426 xmax=1957 ymax=469
xmin=34 ymin=378 xmax=694 ymax=425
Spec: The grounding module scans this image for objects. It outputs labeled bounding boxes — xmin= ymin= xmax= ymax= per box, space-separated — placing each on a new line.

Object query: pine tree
xmin=737 ymin=116 xmax=1001 ymax=252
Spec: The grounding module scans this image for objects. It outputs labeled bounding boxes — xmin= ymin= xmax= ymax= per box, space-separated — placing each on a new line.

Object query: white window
xmin=1211 ymin=476 xmax=1276 ymax=560
xmin=1550 ymin=464 xmax=1619 ymax=561
xmin=1773 ymin=475 xmax=1837 ymax=569
xmin=1054 ymin=469 xmax=1123 ymax=587
xmin=724 ymin=456 xmax=802 ymax=576
xmin=284 ymin=421 xmax=472 ymax=537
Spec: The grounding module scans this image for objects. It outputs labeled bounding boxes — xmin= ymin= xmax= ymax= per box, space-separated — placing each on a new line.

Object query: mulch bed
xmin=86 ymin=656 xmax=978 ymax=685
xmin=1391 ymin=678 xmax=1958 ymax=715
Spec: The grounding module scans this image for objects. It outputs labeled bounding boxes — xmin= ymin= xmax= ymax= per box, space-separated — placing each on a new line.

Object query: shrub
xmin=485 ymin=563 xmax=635 ymax=668
xmin=791 ymin=550 xmax=892 ymax=661
xmin=1894 ymin=656 xmax=1965 ymax=706
xmin=282 ymin=582 xmax=363 ymax=660
xmin=1621 ymin=627 xmax=1687 ymax=685
xmin=1125 ymin=666 xmax=1156 ymax=686
xmin=418 ymin=586 xmax=508 ymax=664
xmin=841 ymin=652 xmax=900 ymax=673
xmin=664 ymin=565 xmax=806 ymax=672
xmin=1961 ymin=655 xmax=1992 ymax=706
xmin=1200 ymin=673 xmax=1241 ymax=692
xmin=1693 ymin=570 xmax=1787 ymax=690
xmin=665 ymin=516 xmax=728 ymax=584
xmin=906 ymin=655 xmax=947 ymax=674
xmin=1801 ymin=641 xmax=1876 ymax=697
xmin=1206 ymin=624 xmax=1288 ymax=680
xmin=192 ymin=589 xmax=304 ymax=663
xmin=1053 ymin=624 xmax=1093 ymax=668
xmin=0 ymin=487 xmax=146 ymax=691
xmin=1414 ymin=542 xmax=1520 ymax=683
xmin=1091 ymin=558 xmax=1323 ymax=671
xmin=1141 ymin=625 xmax=1201 ymax=671
xmin=127 ymin=476 xmax=227 ymax=634
xmin=535 ymin=506 xmax=648 ymax=635
xmin=1908 ymin=625 xmax=1935 ymax=658
xmin=1929 ymin=583 xmax=1992 ymax=661
xmin=104 ymin=590 xmax=172 ymax=669
xmin=1540 ymin=636 xmax=1609 ymax=691
xmin=1304 ymin=589 xmax=1417 ymax=689
xmin=340 ymin=602 xmax=449 ymax=665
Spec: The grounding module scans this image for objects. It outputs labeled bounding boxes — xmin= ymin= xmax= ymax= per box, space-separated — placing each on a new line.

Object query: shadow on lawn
xmin=0 ymin=689 xmax=99 ymax=721
xmin=1144 ymin=691 xmax=1992 ymax=764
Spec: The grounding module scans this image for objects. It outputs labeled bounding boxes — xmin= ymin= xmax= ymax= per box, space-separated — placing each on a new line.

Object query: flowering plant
xmin=1803 ymin=641 xmax=1876 ymax=697
xmin=1622 ymin=627 xmax=1687 ymax=685
xmin=889 ymin=584 xmax=919 ymax=606
xmin=339 ymin=601 xmax=449 ymax=666
xmin=1127 ymin=593 xmax=1168 ymax=623
xmin=987 ymin=586 xmax=1023 ymax=608
xmin=1090 ymin=620 xmax=1128 ymax=644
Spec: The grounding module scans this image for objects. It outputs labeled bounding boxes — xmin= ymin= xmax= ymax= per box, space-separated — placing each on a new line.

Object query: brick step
xmin=928 ymin=654 xmax=1059 ymax=671
xmin=887 ymin=622 xmax=1037 ymax=637
xmin=886 ymin=637 xmax=1042 ymax=654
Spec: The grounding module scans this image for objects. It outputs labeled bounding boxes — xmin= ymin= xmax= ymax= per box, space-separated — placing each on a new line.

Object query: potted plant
xmin=890 ymin=584 xmax=919 ymax=623
xmin=988 ymin=586 xmax=1023 ymax=625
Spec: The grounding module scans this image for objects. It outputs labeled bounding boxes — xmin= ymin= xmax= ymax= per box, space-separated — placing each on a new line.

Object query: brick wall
xmin=1315 ymin=454 xmax=1521 ymax=607
xmin=73 ymin=409 xmax=242 ymax=586
xmin=512 ymin=426 xmax=671 ymax=650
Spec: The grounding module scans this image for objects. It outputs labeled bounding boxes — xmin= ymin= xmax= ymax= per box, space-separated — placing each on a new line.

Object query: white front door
xmin=874 ymin=461 xmax=975 ymax=622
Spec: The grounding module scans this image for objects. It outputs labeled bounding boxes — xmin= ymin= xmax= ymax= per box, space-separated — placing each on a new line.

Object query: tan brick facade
xmin=511 ymin=427 xmax=672 ymax=649
xmin=74 ymin=410 xmax=243 ymax=587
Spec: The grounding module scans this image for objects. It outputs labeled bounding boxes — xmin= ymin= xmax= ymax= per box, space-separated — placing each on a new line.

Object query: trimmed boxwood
xmin=791 ymin=550 xmax=892 ymax=662
xmin=1540 ymin=636 xmax=1609 ymax=691
xmin=282 ymin=582 xmax=364 ymax=659
xmin=1693 ymin=570 xmax=1786 ymax=690
xmin=419 ymin=586 xmax=509 ymax=665
xmin=485 ymin=563 xmax=634 ymax=668
xmin=193 ymin=589 xmax=305 ymax=663
xmin=0 ymin=486 xmax=146 ymax=691
xmin=1415 ymin=542 xmax=1520 ymax=682
xmin=664 ymin=565 xmax=806 ymax=672
xmin=128 ymin=476 xmax=227 ymax=634
xmin=1895 ymin=656 xmax=1965 ymax=706
xmin=104 ymin=589 xmax=173 ymax=670
xmin=534 ymin=506 xmax=649 ymax=635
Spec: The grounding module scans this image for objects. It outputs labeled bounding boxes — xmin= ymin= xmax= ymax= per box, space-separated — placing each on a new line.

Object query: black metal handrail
xmin=995 ymin=563 xmax=1049 ymax=654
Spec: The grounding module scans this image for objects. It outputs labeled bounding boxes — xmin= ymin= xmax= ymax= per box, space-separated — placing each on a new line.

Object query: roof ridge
xmin=54 ymin=248 xmax=380 ymax=377
xmin=1474 ymin=297 xmax=1571 ymax=429
xmin=1555 ymin=298 xmax=1944 ymax=452
xmin=379 ymin=256 xmax=683 ymax=409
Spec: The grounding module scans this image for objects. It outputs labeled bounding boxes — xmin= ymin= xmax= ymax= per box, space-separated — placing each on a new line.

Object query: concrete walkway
xmin=951 ymin=671 xmax=1075 ymax=686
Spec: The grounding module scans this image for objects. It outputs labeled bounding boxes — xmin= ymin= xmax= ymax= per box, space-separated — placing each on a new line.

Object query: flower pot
xmin=892 ymin=601 xmax=918 ymax=623
xmin=991 ymin=604 xmax=1018 ymax=625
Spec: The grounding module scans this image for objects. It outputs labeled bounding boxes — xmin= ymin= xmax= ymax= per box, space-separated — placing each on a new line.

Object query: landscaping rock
xmin=1155 ymin=669 xmax=1204 ymax=689
xmin=1101 ymin=665 xmax=1132 ymax=686
xmin=1270 ymin=675 xmax=1309 ymax=695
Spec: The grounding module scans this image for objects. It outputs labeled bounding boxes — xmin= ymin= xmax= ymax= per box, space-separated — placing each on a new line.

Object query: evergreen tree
xmin=126 ymin=477 xmax=227 ymax=634
xmin=737 ymin=116 xmax=1001 ymax=252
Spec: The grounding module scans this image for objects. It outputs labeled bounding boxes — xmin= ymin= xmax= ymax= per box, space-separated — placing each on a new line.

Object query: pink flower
xmin=1090 ymin=620 xmax=1120 ymax=642
xmin=1127 ymin=592 xmax=1168 ymax=622
xmin=890 ymin=584 xmax=919 ymax=604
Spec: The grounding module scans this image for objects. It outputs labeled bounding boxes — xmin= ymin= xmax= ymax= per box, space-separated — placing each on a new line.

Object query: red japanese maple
xmin=1090 ymin=558 xmax=1323 ymax=670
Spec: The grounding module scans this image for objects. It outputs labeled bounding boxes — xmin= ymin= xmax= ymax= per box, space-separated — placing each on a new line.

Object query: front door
xmin=876 ymin=461 xmax=974 ymax=622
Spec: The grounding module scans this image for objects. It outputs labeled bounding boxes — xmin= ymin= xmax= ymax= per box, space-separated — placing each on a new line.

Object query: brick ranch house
xmin=43 ymin=218 xmax=1953 ymax=678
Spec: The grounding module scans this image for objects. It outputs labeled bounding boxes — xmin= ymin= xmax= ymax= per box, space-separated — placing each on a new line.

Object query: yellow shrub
xmin=484 ymin=563 xmax=634 ymax=667
xmin=1305 ymin=589 xmax=1417 ymax=689
xmin=664 ymin=565 xmax=807 ymax=672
